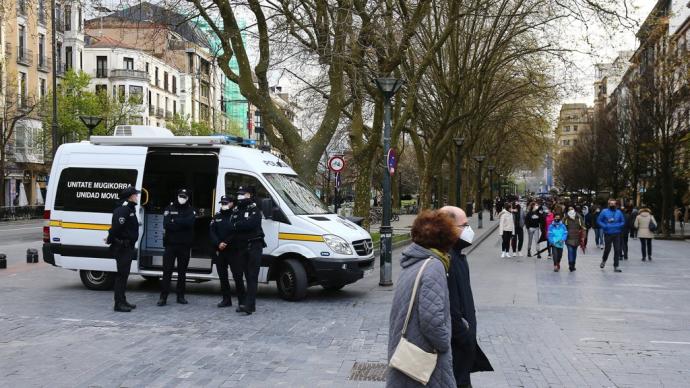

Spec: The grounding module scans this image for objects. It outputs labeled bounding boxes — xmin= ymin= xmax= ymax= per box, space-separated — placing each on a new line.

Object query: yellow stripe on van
xmin=278 ymin=233 xmax=324 ymax=242
xmin=49 ymin=220 xmax=110 ymax=231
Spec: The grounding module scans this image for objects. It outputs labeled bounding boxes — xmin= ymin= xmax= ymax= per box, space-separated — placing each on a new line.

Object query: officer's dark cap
xmin=177 ymin=188 xmax=190 ymax=198
xmin=219 ymin=195 xmax=235 ymax=204
xmin=237 ymin=186 xmax=253 ymax=195
xmin=120 ymin=186 xmax=140 ymax=199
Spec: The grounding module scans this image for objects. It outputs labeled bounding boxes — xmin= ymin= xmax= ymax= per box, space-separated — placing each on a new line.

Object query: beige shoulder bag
xmin=389 ymin=258 xmax=438 ymax=385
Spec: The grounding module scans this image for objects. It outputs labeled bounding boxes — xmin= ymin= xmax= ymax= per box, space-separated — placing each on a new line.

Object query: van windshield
xmin=264 ymin=173 xmax=330 ymax=215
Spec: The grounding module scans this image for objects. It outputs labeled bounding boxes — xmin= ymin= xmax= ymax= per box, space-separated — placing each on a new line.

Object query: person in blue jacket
xmin=547 ymin=213 xmax=568 ymax=272
xmin=597 ymin=199 xmax=625 ymax=272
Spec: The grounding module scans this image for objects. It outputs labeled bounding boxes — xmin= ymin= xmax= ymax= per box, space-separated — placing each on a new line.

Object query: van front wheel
xmin=276 ymin=259 xmax=308 ymax=301
xmin=80 ymin=270 xmax=115 ymax=291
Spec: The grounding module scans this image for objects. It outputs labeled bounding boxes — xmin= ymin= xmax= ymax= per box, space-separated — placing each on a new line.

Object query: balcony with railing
xmin=156 ymin=108 xmax=164 ymax=118
xmin=149 ymin=105 xmax=155 ymax=116
xmin=110 ymin=69 xmax=149 ymax=81
xmin=55 ymin=61 xmax=66 ymax=77
xmin=17 ymin=47 xmax=33 ymax=66
xmin=165 ymin=110 xmax=173 ymax=119
xmin=37 ymin=54 xmax=50 ymax=72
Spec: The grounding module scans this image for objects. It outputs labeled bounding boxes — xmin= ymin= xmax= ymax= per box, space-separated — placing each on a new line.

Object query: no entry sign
xmin=328 ymin=155 xmax=345 ymax=172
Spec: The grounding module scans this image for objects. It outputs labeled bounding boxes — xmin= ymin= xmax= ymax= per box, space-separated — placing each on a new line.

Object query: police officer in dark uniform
xmin=158 ymin=189 xmax=196 ymax=306
xmin=209 ymin=195 xmax=235 ymax=308
xmin=228 ymin=187 xmax=265 ymax=315
xmin=107 ymin=186 xmax=140 ymax=313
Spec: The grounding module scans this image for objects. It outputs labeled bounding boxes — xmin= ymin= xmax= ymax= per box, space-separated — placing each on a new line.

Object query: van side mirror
xmin=261 ymin=198 xmax=274 ymax=219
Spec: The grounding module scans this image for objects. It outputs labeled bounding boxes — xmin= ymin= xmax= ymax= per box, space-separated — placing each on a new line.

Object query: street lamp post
xmin=474 ymin=155 xmax=486 ymax=229
xmin=488 ymin=165 xmax=495 ymax=221
xmin=375 ymin=77 xmax=403 ymax=287
xmin=453 ymin=137 xmax=465 ymax=207
xmin=79 ymin=115 xmax=102 ymax=138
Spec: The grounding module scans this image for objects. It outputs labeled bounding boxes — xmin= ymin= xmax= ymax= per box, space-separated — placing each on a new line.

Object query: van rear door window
xmin=55 ymin=167 xmax=137 ymax=212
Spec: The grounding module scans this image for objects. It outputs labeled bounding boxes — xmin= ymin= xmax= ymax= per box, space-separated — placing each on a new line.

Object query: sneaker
xmin=569 ymin=267 xmax=576 ymax=272
xmin=517 ymin=251 xmax=523 ymax=257
xmin=553 ymin=264 xmax=560 ymax=272
xmin=614 ymin=267 xmax=622 ymax=273
xmin=501 ymin=252 xmax=506 ymax=258
xmin=527 ymin=251 xmax=532 ymax=257
xmin=642 ymin=257 xmax=646 ymax=261
xmin=648 ymin=257 xmax=653 ymax=261
xmin=600 ymin=261 xmax=605 ymax=269
xmin=508 ymin=252 xmax=514 ymax=257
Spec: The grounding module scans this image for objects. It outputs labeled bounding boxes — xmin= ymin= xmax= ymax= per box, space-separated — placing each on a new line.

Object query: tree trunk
xmin=0 ymin=154 xmax=5 ymax=207
xmin=353 ymin=157 xmax=374 ymax=229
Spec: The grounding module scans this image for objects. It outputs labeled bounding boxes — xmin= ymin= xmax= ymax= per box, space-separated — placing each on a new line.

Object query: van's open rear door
xmin=50 ymin=146 xmax=148 ymax=271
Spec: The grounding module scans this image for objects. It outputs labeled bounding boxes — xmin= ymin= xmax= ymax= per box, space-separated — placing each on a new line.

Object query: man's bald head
xmin=440 ymin=206 xmax=467 ymax=226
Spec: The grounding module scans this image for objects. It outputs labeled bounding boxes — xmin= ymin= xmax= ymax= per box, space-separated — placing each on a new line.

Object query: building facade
xmin=554 ymin=103 xmax=592 ymax=152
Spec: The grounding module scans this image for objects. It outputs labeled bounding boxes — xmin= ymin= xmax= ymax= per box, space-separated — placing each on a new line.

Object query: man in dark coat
xmin=107 ymin=186 xmax=140 ymax=312
xmin=441 ymin=206 xmax=493 ymax=387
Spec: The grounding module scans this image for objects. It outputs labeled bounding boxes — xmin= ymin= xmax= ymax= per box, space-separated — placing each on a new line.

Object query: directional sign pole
xmin=334 ymin=172 xmax=341 ymax=215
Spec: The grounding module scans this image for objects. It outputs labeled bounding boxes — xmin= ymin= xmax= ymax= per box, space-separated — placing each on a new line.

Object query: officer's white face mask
xmin=178 ymin=196 xmax=188 ymax=205
xmin=221 ymin=204 xmax=230 ymax=211
xmin=237 ymin=194 xmax=248 ymax=201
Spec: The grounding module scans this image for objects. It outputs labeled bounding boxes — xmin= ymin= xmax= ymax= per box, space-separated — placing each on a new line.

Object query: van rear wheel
xmin=276 ymin=259 xmax=308 ymax=301
xmin=80 ymin=270 xmax=115 ymax=291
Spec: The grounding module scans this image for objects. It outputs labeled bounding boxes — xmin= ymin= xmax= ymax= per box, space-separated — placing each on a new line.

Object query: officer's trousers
xmin=113 ymin=246 xmax=134 ymax=304
xmin=161 ymin=245 xmax=191 ymax=297
xmin=228 ymin=242 xmax=263 ymax=311
xmin=216 ymin=250 xmax=233 ymax=300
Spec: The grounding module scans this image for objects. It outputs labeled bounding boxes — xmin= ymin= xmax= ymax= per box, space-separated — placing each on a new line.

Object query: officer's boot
xmin=217 ymin=295 xmax=232 ymax=308
xmin=114 ymin=302 xmax=132 ymax=312
xmin=157 ymin=293 xmax=167 ymax=306
xmin=176 ymin=294 xmax=188 ymax=304
xmin=124 ymin=300 xmax=137 ymax=309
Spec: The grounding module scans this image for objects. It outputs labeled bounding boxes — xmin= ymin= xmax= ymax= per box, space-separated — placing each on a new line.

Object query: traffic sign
xmin=328 ymin=155 xmax=345 ymax=172
xmin=387 ymin=148 xmax=397 ymax=175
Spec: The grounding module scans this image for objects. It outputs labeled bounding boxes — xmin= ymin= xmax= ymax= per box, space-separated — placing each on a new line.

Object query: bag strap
xmin=401 ymin=258 xmax=433 ymax=337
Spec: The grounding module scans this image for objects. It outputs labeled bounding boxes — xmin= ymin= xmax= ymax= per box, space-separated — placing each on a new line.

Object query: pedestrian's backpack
xmin=649 ymin=219 xmax=658 ymax=232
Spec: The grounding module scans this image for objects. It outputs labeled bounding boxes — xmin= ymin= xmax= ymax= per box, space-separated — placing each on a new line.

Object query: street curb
xmin=372 ymin=222 xmax=499 ymax=256
xmin=466 ymin=222 xmax=500 ymax=255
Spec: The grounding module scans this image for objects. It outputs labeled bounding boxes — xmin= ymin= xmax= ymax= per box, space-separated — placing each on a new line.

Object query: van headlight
xmin=323 ymin=235 xmax=353 ymax=255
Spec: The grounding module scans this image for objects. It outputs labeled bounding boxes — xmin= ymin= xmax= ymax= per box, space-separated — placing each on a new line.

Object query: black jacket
xmin=525 ymin=210 xmax=541 ymax=228
xmin=448 ymin=246 xmax=493 ymax=384
xmin=228 ymin=201 xmax=264 ymax=248
xmin=163 ymin=202 xmax=196 ymax=247
xmin=209 ymin=209 xmax=233 ymax=248
xmin=109 ymin=201 xmax=139 ymax=248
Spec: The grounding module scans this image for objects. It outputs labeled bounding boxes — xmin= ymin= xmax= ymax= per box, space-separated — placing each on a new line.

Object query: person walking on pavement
xmin=620 ymin=206 xmax=632 ymax=261
xmin=498 ymin=203 xmax=515 ymax=258
xmin=634 ymin=207 xmax=657 ymax=261
xmin=535 ymin=206 xmax=555 ymax=260
xmin=592 ymin=206 xmax=604 ymax=249
xmin=525 ymin=202 xmax=541 ymax=257
xmin=630 ymin=206 xmax=639 ymax=239
xmin=387 ymin=210 xmax=458 ymax=387
xmin=210 ymin=195 xmax=236 ymax=307
xmin=598 ymin=199 xmax=625 ymax=272
xmin=547 ymin=213 xmax=568 ymax=272
xmin=440 ymin=207 xmax=493 ymax=388
xmin=564 ymin=206 xmax=585 ymax=272
xmin=228 ymin=187 xmax=265 ymax=315
xmin=107 ymin=186 xmax=140 ymax=312
xmin=582 ymin=205 xmax=593 ymax=247
xmin=511 ymin=203 xmax=525 ymax=256
xmin=157 ymin=189 xmax=196 ymax=306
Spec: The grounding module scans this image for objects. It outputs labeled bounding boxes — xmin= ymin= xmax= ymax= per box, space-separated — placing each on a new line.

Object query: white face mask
xmin=568 ymin=210 xmax=576 ymax=218
xmin=237 ymin=194 xmax=247 ymax=201
xmin=221 ymin=204 xmax=230 ymax=211
xmin=178 ymin=196 xmax=188 ymax=205
xmin=460 ymin=225 xmax=475 ymax=244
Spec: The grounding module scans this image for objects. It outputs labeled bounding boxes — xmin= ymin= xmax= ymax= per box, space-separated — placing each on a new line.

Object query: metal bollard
xmin=0 ymin=253 xmax=6 ymax=269
xmin=26 ymin=248 xmax=39 ymax=264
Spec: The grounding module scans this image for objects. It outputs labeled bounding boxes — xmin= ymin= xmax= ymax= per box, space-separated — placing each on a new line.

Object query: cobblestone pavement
xmin=2 ymin=218 xmax=690 ymax=387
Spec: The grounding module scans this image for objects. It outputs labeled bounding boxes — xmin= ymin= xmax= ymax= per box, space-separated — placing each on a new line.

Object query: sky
xmin=563 ymin=0 xmax=657 ymax=105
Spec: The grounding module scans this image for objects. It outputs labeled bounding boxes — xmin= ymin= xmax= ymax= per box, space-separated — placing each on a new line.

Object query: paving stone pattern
xmin=2 ymin=220 xmax=690 ymax=387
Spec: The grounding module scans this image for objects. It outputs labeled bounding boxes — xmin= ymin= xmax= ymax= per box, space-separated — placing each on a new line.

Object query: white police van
xmin=42 ymin=126 xmax=374 ymax=300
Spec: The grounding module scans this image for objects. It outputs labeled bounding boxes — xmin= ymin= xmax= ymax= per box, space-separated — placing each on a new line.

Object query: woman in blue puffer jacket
xmin=547 ymin=213 xmax=568 ymax=272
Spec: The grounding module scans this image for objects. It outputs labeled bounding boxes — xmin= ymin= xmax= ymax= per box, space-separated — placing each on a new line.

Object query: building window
xmin=564 ymin=126 xmax=570 ymax=132
xmin=95 ymin=84 xmax=107 ymax=95
xmin=172 ymin=76 xmax=177 ymax=94
xmin=145 ymin=62 xmax=149 ymax=73
xmin=173 ymin=100 xmax=177 ymax=116
xmin=80 ymin=50 xmax=83 ymax=70
xmin=38 ymin=34 xmax=45 ymax=65
xmin=118 ymin=85 xmax=126 ymax=102
xmin=38 ymin=0 xmax=46 ymax=24
xmin=78 ymin=7 xmax=82 ymax=31
xmin=96 ymin=56 xmax=107 ymax=78
xmin=155 ymin=67 xmax=159 ymax=86
xmin=164 ymin=71 xmax=169 ymax=91
xmin=573 ymin=125 xmax=578 ymax=132
xmin=39 ymin=78 xmax=46 ymax=98
xmin=19 ymin=72 xmax=27 ymax=107
xmin=200 ymin=82 xmax=209 ymax=98
xmin=65 ymin=46 xmax=73 ymax=71
xmin=18 ymin=25 xmax=26 ymax=56
xmin=124 ymin=57 xmax=134 ymax=70
xmin=129 ymin=86 xmax=143 ymax=104
xmin=64 ymin=5 xmax=71 ymax=31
